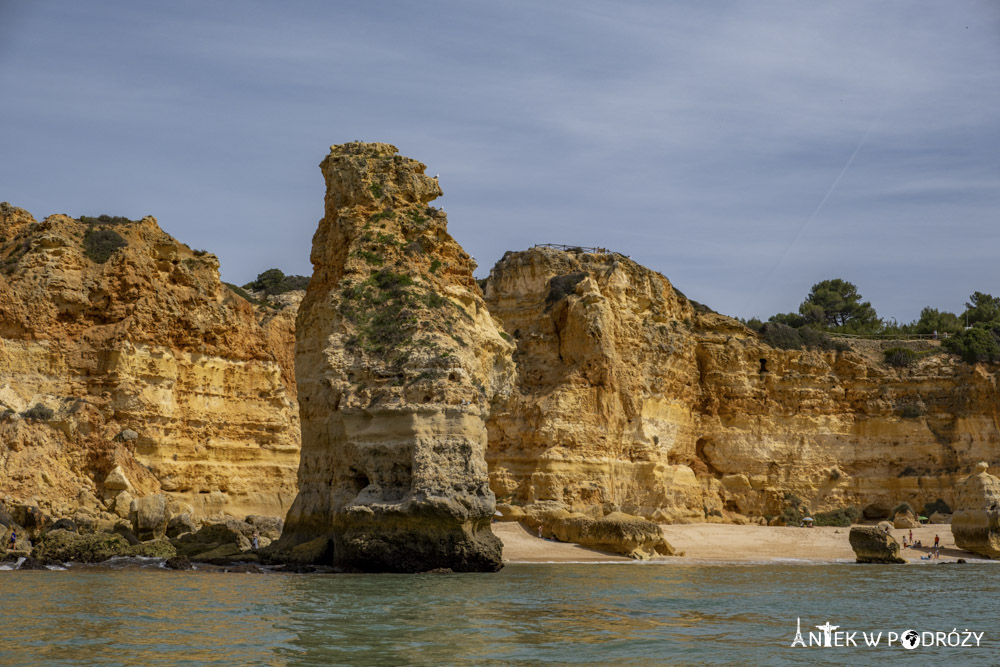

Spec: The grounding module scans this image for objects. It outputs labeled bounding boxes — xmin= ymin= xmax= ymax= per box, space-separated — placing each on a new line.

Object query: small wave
xmin=0 ymin=557 xmax=30 ymax=570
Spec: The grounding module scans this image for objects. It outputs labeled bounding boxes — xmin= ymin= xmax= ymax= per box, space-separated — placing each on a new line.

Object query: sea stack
xmin=951 ymin=462 xmax=1000 ymax=559
xmin=274 ymin=142 xmax=515 ymax=572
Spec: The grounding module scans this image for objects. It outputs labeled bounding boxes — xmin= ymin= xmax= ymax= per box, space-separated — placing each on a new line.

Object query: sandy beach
xmin=497 ymin=521 xmax=987 ymax=564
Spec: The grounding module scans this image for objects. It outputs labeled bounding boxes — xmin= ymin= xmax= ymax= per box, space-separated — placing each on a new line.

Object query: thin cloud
xmin=0 ymin=1 xmax=996 ymax=324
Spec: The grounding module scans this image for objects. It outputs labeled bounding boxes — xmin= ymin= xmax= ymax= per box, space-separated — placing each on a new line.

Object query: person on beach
xmin=902 ymin=536 xmax=908 ymax=548
xmin=909 ymin=529 xmax=913 ymax=543
xmin=537 ymin=525 xmax=543 ymax=539
xmin=934 ymin=534 xmax=940 ymax=548
xmin=252 ymin=531 xmax=260 ymax=550
xmin=7 ymin=529 xmax=15 ymax=551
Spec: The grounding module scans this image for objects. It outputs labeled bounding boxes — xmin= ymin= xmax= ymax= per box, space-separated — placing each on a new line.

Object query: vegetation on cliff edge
xmin=83 ymin=228 xmax=128 ymax=264
xmin=242 ymin=268 xmax=309 ymax=295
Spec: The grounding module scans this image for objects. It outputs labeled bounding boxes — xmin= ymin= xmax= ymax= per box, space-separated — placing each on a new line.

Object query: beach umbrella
xmin=802 ymin=517 xmax=814 ymax=522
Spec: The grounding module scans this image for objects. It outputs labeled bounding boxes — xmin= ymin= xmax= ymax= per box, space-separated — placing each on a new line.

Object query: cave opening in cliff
xmin=759 ymin=358 xmax=768 ymax=373
xmin=350 ymin=470 xmax=370 ymax=493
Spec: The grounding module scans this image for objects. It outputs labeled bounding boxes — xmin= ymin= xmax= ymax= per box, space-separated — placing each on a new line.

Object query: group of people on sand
xmin=901 ymin=529 xmax=942 ymax=559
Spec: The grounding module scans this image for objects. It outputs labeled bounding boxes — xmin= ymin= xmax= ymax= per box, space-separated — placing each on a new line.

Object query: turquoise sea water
xmin=1 ymin=560 xmax=997 ymax=665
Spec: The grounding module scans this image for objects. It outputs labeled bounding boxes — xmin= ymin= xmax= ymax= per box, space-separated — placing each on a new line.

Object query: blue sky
xmin=1 ymin=1 xmax=998 ymax=323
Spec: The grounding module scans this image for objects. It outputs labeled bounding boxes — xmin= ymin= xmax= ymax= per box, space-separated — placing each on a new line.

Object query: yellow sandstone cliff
xmin=0 ymin=203 xmax=300 ymax=521
xmin=5 ymin=148 xmax=1000 ymax=562
xmin=484 ymin=246 xmax=1000 ymax=525
xmin=274 ymin=142 xmax=515 ymax=571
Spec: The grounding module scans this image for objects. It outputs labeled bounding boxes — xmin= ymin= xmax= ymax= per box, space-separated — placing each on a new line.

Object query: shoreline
xmin=3 ymin=523 xmax=990 ymax=570
xmin=497 ymin=521 xmax=991 ymax=565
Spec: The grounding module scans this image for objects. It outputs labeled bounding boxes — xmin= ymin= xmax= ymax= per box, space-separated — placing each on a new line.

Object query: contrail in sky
xmin=759 ymin=107 xmax=886 ymax=295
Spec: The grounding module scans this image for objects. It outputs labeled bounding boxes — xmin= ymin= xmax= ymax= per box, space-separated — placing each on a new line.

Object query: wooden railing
xmin=827 ymin=332 xmax=951 ymax=341
xmin=534 ymin=243 xmax=613 ymax=254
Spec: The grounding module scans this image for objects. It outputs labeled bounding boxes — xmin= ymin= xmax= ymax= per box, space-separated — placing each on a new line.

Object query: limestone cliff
xmin=275 ymin=142 xmax=515 ymax=572
xmin=951 ymin=462 xmax=1000 ymax=558
xmin=0 ymin=203 xmax=300 ymax=521
xmin=484 ymin=246 xmax=1000 ymax=525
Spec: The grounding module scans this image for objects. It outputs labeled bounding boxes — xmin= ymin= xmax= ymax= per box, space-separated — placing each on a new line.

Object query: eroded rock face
xmin=515 ymin=506 xmax=674 ymax=559
xmin=275 ymin=143 xmax=514 ymax=572
xmin=484 ymin=247 xmax=1000 ymax=525
xmin=951 ymin=462 xmax=1000 ymax=559
xmin=849 ymin=526 xmax=905 ymax=563
xmin=0 ymin=202 xmax=300 ymax=520
xmin=485 ymin=248 xmax=703 ymax=524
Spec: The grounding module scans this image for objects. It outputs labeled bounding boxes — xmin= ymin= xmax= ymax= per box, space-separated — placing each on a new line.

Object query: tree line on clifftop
xmin=743 ymin=278 xmax=1000 ymax=364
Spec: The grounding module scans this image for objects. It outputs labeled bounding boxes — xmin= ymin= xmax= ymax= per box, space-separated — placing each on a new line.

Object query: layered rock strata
xmin=0 ymin=203 xmax=300 ymax=521
xmin=484 ymin=247 xmax=1000 ymax=525
xmin=275 ymin=143 xmax=515 ymax=572
xmin=951 ymin=462 xmax=1000 ymax=559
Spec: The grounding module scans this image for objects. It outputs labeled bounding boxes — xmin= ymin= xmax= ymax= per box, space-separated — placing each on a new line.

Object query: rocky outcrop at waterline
xmin=950 ymin=462 xmax=1000 ymax=559
xmin=505 ymin=504 xmax=675 ymax=559
xmin=272 ymin=142 xmax=515 ymax=572
xmin=849 ymin=526 xmax=905 ymax=564
xmin=1 ymin=496 xmax=283 ymax=566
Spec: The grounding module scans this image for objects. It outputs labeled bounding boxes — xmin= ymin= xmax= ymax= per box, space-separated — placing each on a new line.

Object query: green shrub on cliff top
xmin=943 ymin=325 xmax=1000 ymax=364
xmin=884 ymin=347 xmax=918 ymax=367
xmin=758 ymin=322 xmax=847 ymax=352
xmin=78 ymin=214 xmax=137 ymax=225
xmin=546 ymin=272 xmax=587 ymax=305
xmin=241 ymin=268 xmax=310 ymax=295
xmin=83 ymin=228 xmax=128 ymax=263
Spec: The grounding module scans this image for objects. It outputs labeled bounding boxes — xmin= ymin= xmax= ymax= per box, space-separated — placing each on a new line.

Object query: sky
xmin=1 ymin=1 xmax=998 ymax=323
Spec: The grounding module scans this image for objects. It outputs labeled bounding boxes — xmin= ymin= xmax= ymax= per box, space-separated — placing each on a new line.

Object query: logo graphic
xmin=901 ymin=630 xmax=920 ymax=650
xmin=790 ymin=618 xmax=984 ymax=650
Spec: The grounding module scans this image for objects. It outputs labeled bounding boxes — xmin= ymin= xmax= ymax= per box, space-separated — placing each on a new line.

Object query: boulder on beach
xmin=245 ymin=515 xmax=283 ymax=540
xmin=526 ymin=508 xmax=674 ymax=559
xmin=32 ymin=528 xmax=176 ymax=562
xmin=190 ymin=543 xmax=260 ymax=565
xmin=172 ymin=520 xmax=254 ymax=558
xmin=11 ymin=504 xmax=48 ymax=537
xmin=110 ymin=491 xmax=134 ymax=520
xmin=102 ymin=466 xmax=133 ymax=492
xmin=892 ymin=511 xmax=919 ymax=529
xmin=166 ymin=513 xmax=198 ymax=539
xmin=951 ymin=462 xmax=1000 ymax=559
xmin=165 ymin=555 xmax=192 ymax=570
xmin=46 ymin=518 xmax=78 ymax=534
xmin=129 ymin=537 xmax=176 ymax=559
xmin=18 ymin=557 xmax=52 ymax=570
xmin=132 ymin=494 xmax=170 ymax=541
xmin=32 ymin=529 xmax=132 ymax=563
xmin=849 ymin=526 xmax=905 ymax=564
